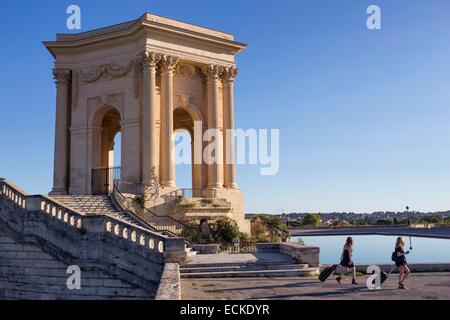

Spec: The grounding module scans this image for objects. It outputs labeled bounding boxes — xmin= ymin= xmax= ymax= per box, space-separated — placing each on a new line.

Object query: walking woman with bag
xmin=336 ymin=236 xmax=358 ymax=285
xmin=393 ymin=237 xmax=411 ymax=289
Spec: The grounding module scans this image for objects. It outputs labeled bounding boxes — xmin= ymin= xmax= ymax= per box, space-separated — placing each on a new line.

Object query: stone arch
xmin=88 ymin=105 xmax=123 ymax=194
xmin=173 ymin=102 xmax=204 ymax=190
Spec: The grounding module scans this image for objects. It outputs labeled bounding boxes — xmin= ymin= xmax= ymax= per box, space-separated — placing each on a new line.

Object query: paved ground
xmin=290 ymin=226 xmax=450 ymax=239
xmin=181 ymin=272 xmax=450 ymax=300
xmin=186 ymin=253 xmax=295 ymax=265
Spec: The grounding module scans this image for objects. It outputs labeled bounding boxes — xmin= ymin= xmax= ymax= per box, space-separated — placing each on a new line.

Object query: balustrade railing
xmin=163 ymin=188 xmax=217 ymax=199
xmin=0 ymin=180 xmax=84 ymax=231
xmin=112 ymin=180 xmax=188 ymax=237
xmin=0 ymin=179 xmax=179 ymax=258
xmin=1 ymin=181 xmax=27 ymax=209
xmin=221 ymin=242 xmax=257 ymax=254
xmin=104 ymin=216 xmax=166 ymax=254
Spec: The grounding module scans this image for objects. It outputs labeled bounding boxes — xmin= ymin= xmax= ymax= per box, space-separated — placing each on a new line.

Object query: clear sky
xmin=1 ymin=0 xmax=450 ymax=214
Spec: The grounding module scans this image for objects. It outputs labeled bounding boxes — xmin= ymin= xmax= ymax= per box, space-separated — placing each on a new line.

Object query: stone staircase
xmin=50 ymin=195 xmax=197 ymax=257
xmin=180 ymin=262 xmax=319 ymax=278
xmin=51 ymin=195 xmax=142 ymax=228
xmin=0 ymin=179 xmax=189 ymax=299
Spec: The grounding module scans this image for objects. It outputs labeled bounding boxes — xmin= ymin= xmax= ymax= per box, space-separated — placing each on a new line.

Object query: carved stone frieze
xmin=80 ymin=61 xmax=134 ymax=83
xmin=175 ymin=63 xmax=202 ymax=81
xmin=176 ymin=94 xmax=195 ymax=109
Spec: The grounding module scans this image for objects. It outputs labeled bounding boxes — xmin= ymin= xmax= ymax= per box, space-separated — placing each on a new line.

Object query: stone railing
xmin=0 ymin=179 xmax=187 ymax=295
xmin=256 ymin=243 xmax=320 ymax=267
xmin=1 ymin=180 xmax=27 ymax=209
xmin=1 ymin=179 xmax=187 ymax=261
xmin=113 ymin=180 xmax=187 ymax=237
xmin=163 ymin=188 xmax=217 ymax=200
xmin=155 ymin=263 xmax=181 ymax=300
xmin=190 ymin=242 xmax=320 ymax=267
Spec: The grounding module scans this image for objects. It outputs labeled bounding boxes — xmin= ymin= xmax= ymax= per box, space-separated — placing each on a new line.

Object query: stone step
xmin=50 ymin=195 xmax=142 ymax=228
xmin=180 ymin=267 xmax=319 ymax=278
xmin=181 ymin=263 xmax=309 ymax=273
xmin=181 ymin=260 xmax=298 ymax=269
xmin=180 ymin=263 xmax=309 ymax=274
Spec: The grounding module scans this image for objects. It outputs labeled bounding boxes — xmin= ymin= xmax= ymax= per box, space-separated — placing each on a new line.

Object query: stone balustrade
xmin=1 ymin=182 xmax=27 ymax=209
xmin=0 ymin=180 xmax=185 ymax=260
xmin=0 ymin=179 xmax=187 ymax=297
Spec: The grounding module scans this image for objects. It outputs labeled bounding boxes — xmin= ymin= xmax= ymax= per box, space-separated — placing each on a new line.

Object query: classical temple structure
xmin=43 ymin=13 xmax=249 ymax=233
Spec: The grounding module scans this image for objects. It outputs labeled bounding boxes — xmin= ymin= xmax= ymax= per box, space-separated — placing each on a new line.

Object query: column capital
xmin=202 ymin=64 xmax=223 ymax=83
xmin=222 ymin=67 xmax=238 ymax=84
xmin=53 ymin=69 xmax=71 ymax=86
xmin=160 ymin=55 xmax=179 ymax=73
xmin=139 ymin=52 xmax=161 ymax=71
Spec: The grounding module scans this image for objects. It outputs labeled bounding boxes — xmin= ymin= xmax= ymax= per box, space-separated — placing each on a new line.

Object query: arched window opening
xmin=174 ymin=129 xmax=192 ymax=189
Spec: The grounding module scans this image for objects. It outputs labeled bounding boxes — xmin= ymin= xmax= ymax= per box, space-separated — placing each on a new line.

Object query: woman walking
xmin=336 ymin=236 xmax=358 ymax=285
xmin=394 ymin=237 xmax=411 ymax=289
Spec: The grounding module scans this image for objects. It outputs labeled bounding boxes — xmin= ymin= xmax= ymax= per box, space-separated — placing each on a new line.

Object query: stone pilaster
xmin=203 ymin=65 xmax=224 ymax=189
xmin=159 ymin=55 xmax=178 ymax=188
xmin=222 ymin=67 xmax=238 ymax=189
xmin=140 ymin=52 xmax=160 ymax=186
xmin=50 ymin=69 xmax=71 ymax=195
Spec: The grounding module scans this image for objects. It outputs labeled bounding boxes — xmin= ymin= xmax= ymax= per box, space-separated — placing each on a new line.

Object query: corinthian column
xmin=50 ymin=69 xmax=71 ymax=195
xmin=203 ymin=65 xmax=224 ymax=189
xmin=159 ymin=55 xmax=178 ymax=188
xmin=222 ymin=67 xmax=238 ymax=189
xmin=141 ymin=52 xmax=160 ymax=186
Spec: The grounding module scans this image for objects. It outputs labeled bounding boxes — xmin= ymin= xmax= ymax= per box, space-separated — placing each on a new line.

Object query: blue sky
xmin=1 ymin=0 xmax=450 ymax=214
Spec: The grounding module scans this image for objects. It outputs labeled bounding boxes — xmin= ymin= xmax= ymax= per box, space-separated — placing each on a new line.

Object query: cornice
xmin=43 ymin=14 xmax=247 ymax=59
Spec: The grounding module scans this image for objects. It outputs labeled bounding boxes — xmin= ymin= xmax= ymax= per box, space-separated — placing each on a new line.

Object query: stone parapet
xmin=355 ymin=263 xmax=450 ymax=274
xmin=279 ymin=243 xmax=320 ymax=267
xmin=254 ymin=243 xmax=320 ymax=267
xmin=192 ymin=244 xmax=221 ymax=254
xmin=155 ymin=263 xmax=181 ymax=300
xmin=0 ymin=179 xmax=187 ymax=299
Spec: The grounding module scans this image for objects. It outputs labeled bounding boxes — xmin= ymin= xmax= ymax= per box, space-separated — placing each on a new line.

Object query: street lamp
xmin=406 ymin=206 xmax=410 ymax=226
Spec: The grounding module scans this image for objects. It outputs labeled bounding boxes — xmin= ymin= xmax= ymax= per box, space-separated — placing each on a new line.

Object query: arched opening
xmin=91 ymin=107 xmax=122 ymax=194
xmin=100 ymin=109 xmax=121 ymax=168
xmin=113 ymin=132 xmax=122 ymax=167
xmin=173 ymin=106 xmax=203 ymax=191
xmin=174 ymin=129 xmax=192 ymax=189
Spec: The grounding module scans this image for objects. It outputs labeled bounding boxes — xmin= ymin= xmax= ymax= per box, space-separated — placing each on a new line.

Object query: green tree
xmin=213 ymin=217 xmax=241 ymax=244
xmin=423 ymin=215 xmax=444 ymax=224
xmin=302 ymin=213 xmax=321 ymax=227
xmin=250 ymin=215 xmax=290 ymax=242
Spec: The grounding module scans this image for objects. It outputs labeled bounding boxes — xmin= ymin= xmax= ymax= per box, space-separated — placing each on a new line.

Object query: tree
xmin=423 ymin=215 xmax=444 ymax=224
xmin=302 ymin=213 xmax=322 ymax=227
xmin=213 ymin=217 xmax=241 ymax=244
xmin=250 ymin=215 xmax=290 ymax=242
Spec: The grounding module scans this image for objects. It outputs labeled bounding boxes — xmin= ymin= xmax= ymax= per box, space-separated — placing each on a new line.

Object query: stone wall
xmin=0 ymin=228 xmax=152 ymax=300
xmin=254 ymin=243 xmax=320 ymax=267
xmin=279 ymin=244 xmax=320 ymax=267
xmin=155 ymin=263 xmax=181 ymax=300
xmin=188 ymin=242 xmax=321 ymax=267
xmin=0 ymin=180 xmax=186 ymax=299
xmin=192 ymin=244 xmax=221 ymax=254
xmin=356 ymin=264 xmax=450 ymax=274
